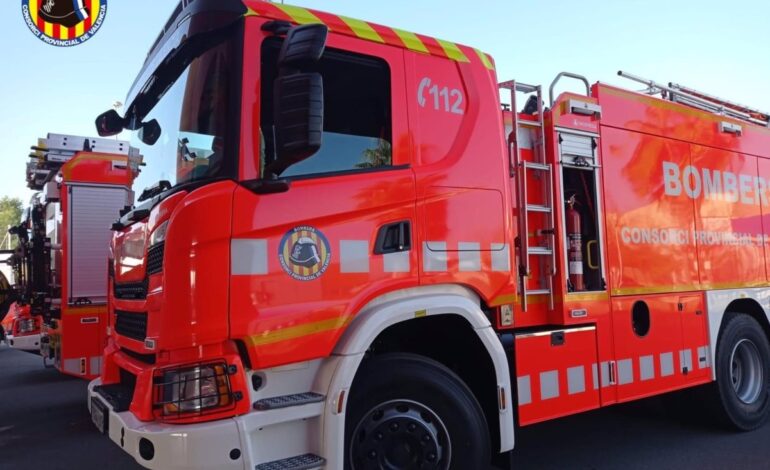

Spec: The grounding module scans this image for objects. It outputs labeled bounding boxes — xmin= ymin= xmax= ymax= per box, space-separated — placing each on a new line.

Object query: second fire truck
xmin=89 ymin=1 xmax=770 ymax=469
xmin=6 ymin=133 xmax=140 ymax=378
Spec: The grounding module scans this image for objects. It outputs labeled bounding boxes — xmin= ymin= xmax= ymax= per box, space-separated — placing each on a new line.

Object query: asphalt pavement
xmin=2 ymin=343 xmax=770 ymax=469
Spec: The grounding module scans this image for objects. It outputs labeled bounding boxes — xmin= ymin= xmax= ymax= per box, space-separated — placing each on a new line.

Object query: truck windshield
xmin=131 ymin=38 xmax=235 ymax=193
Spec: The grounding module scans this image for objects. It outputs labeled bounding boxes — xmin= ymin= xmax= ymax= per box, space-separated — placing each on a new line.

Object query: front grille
xmin=147 ymin=242 xmax=165 ymax=275
xmin=121 ymin=347 xmax=156 ymax=365
xmin=114 ymin=310 xmax=148 ymax=342
xmin=114 ymin=281 xmax=147 ymax=300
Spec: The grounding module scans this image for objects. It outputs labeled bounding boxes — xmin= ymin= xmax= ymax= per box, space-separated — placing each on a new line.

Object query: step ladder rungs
xmin=519 ymin=120 xmax=543 ymax=128
xmin=253 ymin=392 xmax=325 ymax=411
xmin=527 ymin=289 xmax=552 ymax=296
xmin=255 ymin=454 xmax=325 ymax=470
xmin=528 ymin=246 xmax=552 ymax=256
xmin=516 ymin=83 xmax=538 ymax=93
xmin=526 ymin=204 xmax=552 ymax=213
xmin=524 ymin=162 xmax=550 ymax=171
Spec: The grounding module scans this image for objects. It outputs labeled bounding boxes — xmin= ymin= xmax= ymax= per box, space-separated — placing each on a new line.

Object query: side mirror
xmin=95 ymin=109 xmax=124 ymax=137
xmin=266 ymin=23 xmax=328 ymax=177
xmin=271 ymin=73 xmax=323 ymax=175
xmin=138 ymin=119 xmax=161 ymax=146
xmin=278 ymin=24 xmax=328 ymax=68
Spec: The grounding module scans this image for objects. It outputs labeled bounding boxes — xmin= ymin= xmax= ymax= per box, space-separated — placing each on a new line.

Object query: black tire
xmin=709 ymin=313 xmax=770 ymax=431
xmin=345 ymin=353 xmax=491 ymax=470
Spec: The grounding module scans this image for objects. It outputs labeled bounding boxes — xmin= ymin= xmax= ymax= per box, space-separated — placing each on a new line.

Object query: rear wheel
xmin=711 ymin=313 xmax=770 ymax=430
xmin=345 ymin=353 xmax=490 ymax=470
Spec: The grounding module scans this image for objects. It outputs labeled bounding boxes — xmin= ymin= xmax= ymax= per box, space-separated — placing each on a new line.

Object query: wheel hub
xmin=351 ymin=399 xmax=450 ymax=470
xmin=730 ymin=339 xmax=764 ymax=405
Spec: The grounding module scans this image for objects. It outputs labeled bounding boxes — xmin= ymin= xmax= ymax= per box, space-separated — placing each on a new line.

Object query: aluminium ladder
xmin=499 ymin=81 xmax=556 ymax=311
xmin=618 ymin=71 xmax=770 ymax=128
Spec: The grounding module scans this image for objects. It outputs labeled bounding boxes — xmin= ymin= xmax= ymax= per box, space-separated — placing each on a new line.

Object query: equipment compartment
xmin=514 ymin=325 xmax=600 ymax=425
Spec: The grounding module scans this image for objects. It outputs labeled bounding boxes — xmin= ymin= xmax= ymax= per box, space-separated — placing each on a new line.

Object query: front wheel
xmin=711 ymin=313 xmax=770 ymax=430
xmin=345 ymin=353 xmax=490 ymax=470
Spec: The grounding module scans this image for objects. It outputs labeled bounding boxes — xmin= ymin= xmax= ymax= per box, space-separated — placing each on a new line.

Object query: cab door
xmin=230 ymin=29 xmax=416 ymax=370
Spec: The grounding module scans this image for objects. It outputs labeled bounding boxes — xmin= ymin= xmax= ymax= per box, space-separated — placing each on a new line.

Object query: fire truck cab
xmin=88 ymin=1 xmax=770 ymax=469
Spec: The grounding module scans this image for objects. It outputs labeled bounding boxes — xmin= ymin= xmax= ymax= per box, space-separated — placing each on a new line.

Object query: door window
xmin=260 ymin=38 xmax=392 ymax=178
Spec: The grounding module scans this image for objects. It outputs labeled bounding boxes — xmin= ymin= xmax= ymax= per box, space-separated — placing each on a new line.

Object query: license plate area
xmin=91 ymin=397 xmax=109 ymax=435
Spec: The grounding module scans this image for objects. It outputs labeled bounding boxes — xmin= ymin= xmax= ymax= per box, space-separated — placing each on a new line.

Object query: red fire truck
xmin=5 ymin=133 xmax=140 ymax=378
xmin=88 ymin=1 xmax=770 ymax=469
xmin=2 ymin=199 xmax=44 ymax=353
xmin=0 ymin=270 xmax=16 ymax=343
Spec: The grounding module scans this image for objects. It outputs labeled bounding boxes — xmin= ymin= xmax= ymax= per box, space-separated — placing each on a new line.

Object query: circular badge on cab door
xmin=279 ymin=226 xmax=331 ymax=281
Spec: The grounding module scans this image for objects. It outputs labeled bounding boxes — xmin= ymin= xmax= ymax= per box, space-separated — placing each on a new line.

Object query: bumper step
xmin=255 ymin=454 xmax=325 ymax=470
xmin=253 ymin=392 xmax=325 ymax=411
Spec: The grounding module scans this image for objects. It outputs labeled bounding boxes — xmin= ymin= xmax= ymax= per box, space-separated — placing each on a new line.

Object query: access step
xmin=526 ymin=289 xmax=552 ymax=296
xmin=526 ymin=204 xmax=552 ymax=213
xmin=524 ymin=161 xmax=550 ymax=171
xmin=255 ymin=454 xmax=325 ymax=470
xmin=528 ymin=246 xmax=552 ymax=256
xmin=253 ymin=392 xmax=325 ymax=411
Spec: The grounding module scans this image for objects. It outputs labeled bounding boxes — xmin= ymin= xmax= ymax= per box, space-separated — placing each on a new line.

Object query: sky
xmin=0 ymin=0 xmax=768 ymax=203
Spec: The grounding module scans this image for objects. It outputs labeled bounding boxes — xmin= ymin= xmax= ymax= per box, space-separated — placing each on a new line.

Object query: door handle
xmin=374 ymin=221 xmax=411 ymax=254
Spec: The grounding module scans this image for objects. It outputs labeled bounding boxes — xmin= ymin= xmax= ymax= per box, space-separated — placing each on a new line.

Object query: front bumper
xmin=88 ymin=379 xmax=245 ymax=470
xmin=8 ymin=333 xmax=41 ymax=352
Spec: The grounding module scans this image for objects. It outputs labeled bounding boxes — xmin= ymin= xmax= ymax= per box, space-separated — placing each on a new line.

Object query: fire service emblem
xmin=279 ymin=226 xmax=331 ymax=281
xmin=22 ymin=0 xmax=107 ymax=47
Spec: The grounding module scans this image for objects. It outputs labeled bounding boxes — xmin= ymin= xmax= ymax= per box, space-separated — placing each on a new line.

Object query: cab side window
xmin=261 ymin=38 xmax=392 ymax=178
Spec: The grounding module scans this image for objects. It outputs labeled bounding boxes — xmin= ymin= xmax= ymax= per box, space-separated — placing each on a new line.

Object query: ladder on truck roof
xmin=499 ymin=80 xmax=556 ymax=312
xmin=618 ymin=71 xmax=770 ymax=128
xmin=26 ymin=133 xmax=142 ymax=190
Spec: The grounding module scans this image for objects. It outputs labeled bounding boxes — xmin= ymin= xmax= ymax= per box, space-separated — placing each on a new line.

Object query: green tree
xmin=357 ymin=140 xmax=392 ymax=169
xmin=0 ymin=196 xmax=23 ymax=249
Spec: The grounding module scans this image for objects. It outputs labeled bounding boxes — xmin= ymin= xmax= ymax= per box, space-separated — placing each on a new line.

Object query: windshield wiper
xmin=138 ymin=180 xmax=172 ymax=202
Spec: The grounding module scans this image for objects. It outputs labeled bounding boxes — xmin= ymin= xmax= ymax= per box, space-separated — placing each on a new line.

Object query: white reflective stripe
xmin=600 ymin=361 xmax=611 ymax=387
xmin=639 ymin=355 xmax=655 ymax=381
xmin=339 ymin=240 xmax=369 ymax=273
xmin=90 ymin=356 xmax=102 ymax=375
xmin=617 ymin=358 xmax=633 ymax=385
xmin=592 ymin=363 xmax=599 ymax=390
xmin=660 ymin=352 xmax=674 ymax=377
xmin=567 ymin=366 xmax=585 ymax=395
xmin=231 ymin=239 xmax=268 ymax=275
xmin=517 ymin=375 xmax=532 ymax=405
xmin=697 ymin=345 xmax=711 ymax=369
xmin=680 ymin=349 xmax=693 ymax=373
xmin=491 ymin=243 xmax=510 ymax=272
xmin=383 ymin=251 xmax=410 ymax=273
xmin=63 ymin=358 xmax=81 ymax=375
xmin=423 ymin=242 xmax=448 ymax=272
xmin=458 ymin=242 xmax=481 ymax=272
xmin=540 ymin=370 xmax=559 ymax=400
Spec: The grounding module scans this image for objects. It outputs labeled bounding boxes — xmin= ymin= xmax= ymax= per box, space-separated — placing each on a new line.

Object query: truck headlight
xmin=154 ymin=362 xmax=232 ymax=417
xmin=148 ymin=220 xmax=169 ymax=247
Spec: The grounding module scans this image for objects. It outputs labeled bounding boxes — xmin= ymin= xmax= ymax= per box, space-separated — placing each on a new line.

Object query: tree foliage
xmin=0 ymin=196 xmax=23 ymax=249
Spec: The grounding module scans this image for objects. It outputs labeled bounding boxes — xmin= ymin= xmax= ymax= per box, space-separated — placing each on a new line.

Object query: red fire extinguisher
xmin=566 ymin=194 xmax=584 ymax=291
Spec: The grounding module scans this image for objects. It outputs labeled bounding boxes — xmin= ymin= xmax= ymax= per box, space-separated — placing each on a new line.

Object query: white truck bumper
xmin=87 ymin=379 xmax=246 ymax=470
xmin=8 ymin=333 xmax=41 ymax=352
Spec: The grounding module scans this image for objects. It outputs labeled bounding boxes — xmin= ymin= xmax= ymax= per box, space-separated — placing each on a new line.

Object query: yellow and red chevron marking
xmin=243 ymin=1 xmax=495 ymax=70
xmin=28 ymin=0 xmax=101 ymax=41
